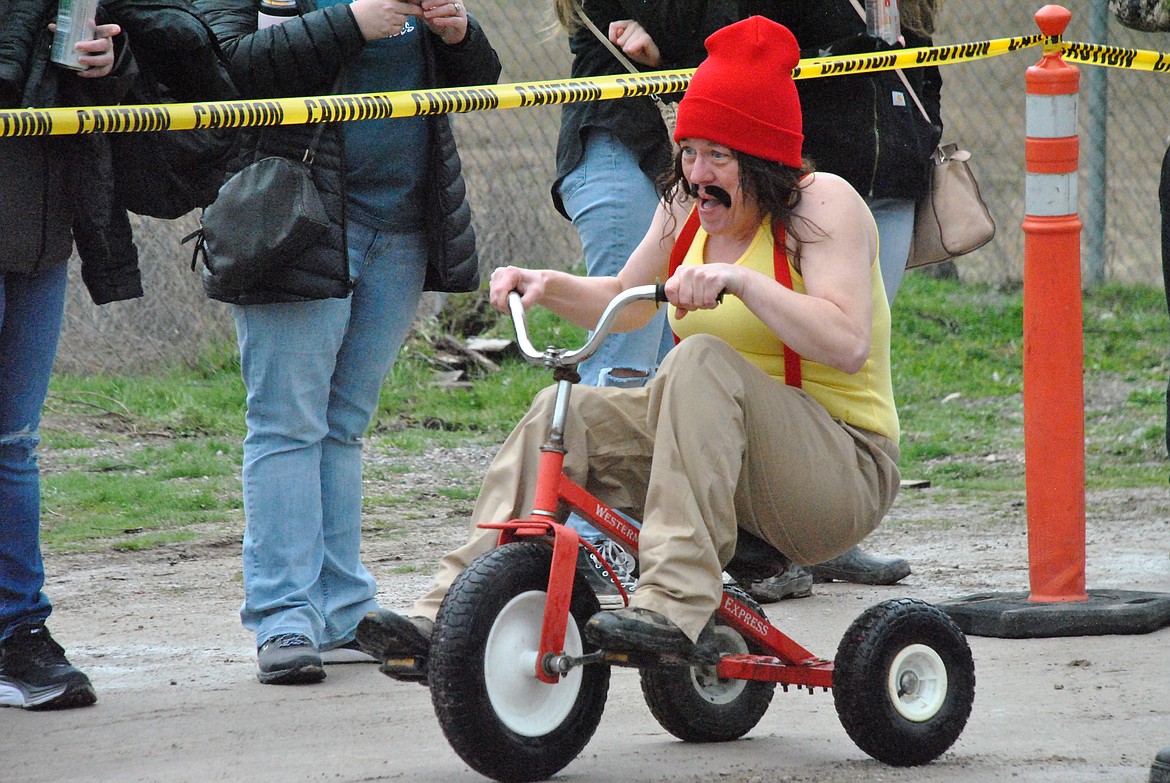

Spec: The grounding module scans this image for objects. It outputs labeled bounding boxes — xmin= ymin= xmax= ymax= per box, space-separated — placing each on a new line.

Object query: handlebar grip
xmin=654 ymin=283 xmax=725 ymax=305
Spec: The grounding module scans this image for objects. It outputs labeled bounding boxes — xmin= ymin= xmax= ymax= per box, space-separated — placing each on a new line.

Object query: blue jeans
xmin=234 ymin=222 xmax=426 ymax=649
xmin=0 ymin=262 xmax=68 ymax=639
xmin=559 ymin=128 xmax=674 ymax=388
xmin=558 ymin=128 xmax=670 ymax=542
xmin=867 ymin=197 xmax=916 ymax=305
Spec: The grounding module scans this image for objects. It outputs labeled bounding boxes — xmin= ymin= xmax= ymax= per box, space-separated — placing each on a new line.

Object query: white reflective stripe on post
xmin=1026 ymin=172 xmax=1079 ymax=217
xmin=1026 ymin=93 xmax=1078 ymax=138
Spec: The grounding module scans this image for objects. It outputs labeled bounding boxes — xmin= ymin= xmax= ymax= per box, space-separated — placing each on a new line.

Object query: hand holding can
xmin=50 ymin=0 xmax=101 ymax=71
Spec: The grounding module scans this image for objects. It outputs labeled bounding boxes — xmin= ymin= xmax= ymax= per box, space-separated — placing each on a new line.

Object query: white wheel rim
xmin=689 ymin=625 xmax=748 ymax=704
xmin=887 ymin=643 xmax=948 ymax=722
xmin=483 ymin=590 xmax=583 ymax=737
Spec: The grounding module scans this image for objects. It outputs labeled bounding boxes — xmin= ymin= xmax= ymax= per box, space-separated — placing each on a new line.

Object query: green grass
xmin=40 ymin=275 xmax=1169 ymax=550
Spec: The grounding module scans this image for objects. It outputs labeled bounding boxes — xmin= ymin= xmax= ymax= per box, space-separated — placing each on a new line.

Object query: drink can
xmin=51 ymin=0 xmax=102 ymax=71
xmin=258 ymin=0 xmax=298 ymax=29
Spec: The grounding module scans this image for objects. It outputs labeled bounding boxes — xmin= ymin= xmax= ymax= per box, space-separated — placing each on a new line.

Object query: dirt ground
xmin=3 ymin=448 xmax=1169 ymax=783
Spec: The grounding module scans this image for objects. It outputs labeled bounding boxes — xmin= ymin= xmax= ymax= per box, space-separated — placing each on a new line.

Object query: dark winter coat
xmin=0 ymin=0 xmax=239 ymax=304
xmin=195 ymin=0 xmax=503 ymax=305
xmin=742 ymin=0 xmax=944 ymax=200
xmin=551 ymin=0 xmax=737 ymax=219
xmin=0 ymin=0 xmax=139 ymax=303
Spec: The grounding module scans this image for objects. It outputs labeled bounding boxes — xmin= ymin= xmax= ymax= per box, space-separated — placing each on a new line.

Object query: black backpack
xmin=104 ymin=0 xmax=240 ymax=219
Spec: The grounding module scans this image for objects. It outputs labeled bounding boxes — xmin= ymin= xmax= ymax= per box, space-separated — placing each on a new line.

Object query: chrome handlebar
xmin=507 ymin=284 xmax=665 ymax=369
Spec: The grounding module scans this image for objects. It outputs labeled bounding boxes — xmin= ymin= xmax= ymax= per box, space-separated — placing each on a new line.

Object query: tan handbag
xmin=907 ymin=143 xmax=996 ymax=268
xmin=846 ymin=0 xmax=995 ymax=269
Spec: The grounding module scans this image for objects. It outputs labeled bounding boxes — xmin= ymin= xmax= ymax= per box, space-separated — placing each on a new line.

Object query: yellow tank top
xmin=668 ymin=221 xmax=899 ymax=442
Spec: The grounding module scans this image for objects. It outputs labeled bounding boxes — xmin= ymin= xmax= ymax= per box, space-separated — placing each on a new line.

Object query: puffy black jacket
xmin=195 ymin=0 xmax=502 ymax=304
xmin=0 ymin=0 xmax=140 ymax=303
xmin=1 ymin=0 xmax=239 ymax=304
xmin=742 ymin=0 xmax=944 ymax=200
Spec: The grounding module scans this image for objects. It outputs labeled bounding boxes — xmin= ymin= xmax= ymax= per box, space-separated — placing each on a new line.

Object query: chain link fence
xmin=56 ymin=0 xmax=1170 ymax=374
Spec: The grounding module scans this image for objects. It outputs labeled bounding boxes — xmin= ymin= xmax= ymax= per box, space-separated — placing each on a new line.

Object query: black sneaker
xmin=0 ymin=623 xmax=97 ymax=710
xmin=584 ymin=607 xmax=720 ymax=665
xmin=256 ymin=633 xmax=325 ymax=685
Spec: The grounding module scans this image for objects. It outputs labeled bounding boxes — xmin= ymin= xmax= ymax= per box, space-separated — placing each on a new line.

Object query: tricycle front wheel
xmin=429 ymin=542 xmax=610 ymax=783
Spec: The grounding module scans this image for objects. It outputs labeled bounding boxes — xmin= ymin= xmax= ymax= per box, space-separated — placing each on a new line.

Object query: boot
xmin=740 ymin=563 xmax=814 ymax=603
xmin=808 ymin=545 xmax=910 ymax=586
xmin=1151 ymin=746 xmax=1170 ymax=783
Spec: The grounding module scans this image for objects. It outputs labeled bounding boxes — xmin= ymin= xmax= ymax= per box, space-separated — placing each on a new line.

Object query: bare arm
xmin=488 ymin=198 xmax=691 ymax=332
xmin=663 ymin=173 xmax=878 ymax=374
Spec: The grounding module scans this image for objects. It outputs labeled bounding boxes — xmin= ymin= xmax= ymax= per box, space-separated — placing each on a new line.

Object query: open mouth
xmin=699 ymin=186 xmax=732 ymax=209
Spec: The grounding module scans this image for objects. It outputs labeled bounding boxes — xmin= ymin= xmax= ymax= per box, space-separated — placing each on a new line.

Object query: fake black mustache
xmin=686 ymin=183 xmax=732 ymax=208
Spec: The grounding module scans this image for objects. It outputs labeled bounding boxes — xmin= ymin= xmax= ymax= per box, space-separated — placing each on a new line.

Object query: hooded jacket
xmin=195 ymin=0 xmax=502 ymax=305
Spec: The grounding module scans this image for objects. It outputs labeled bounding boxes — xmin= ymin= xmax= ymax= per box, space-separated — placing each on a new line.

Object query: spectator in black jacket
xmin=195 ymin=0 xmax=502 ymax=685
xmin=744 ymin=0 xmax=943 ymax=304
xmin=2 ymin=0 xmax=240 ymax=711
xmin=0 ymin=1 xmax=132 ymax=711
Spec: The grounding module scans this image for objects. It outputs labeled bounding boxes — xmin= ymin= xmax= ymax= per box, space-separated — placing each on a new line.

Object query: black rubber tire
xmin=833 ymin=597 xmax=976 ymax=767
xmin=639 ymin=586 xmax=776 ymax=742
xmin=429 ymin=542 xmax=610 ymax=783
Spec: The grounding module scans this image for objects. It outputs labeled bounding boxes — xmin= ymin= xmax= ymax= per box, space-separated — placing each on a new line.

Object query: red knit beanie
xmin=674 ymin=16 xmax=804 ymax=168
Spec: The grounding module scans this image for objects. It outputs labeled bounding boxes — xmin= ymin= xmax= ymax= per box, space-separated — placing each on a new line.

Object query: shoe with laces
xmin=256 ymin=633 xmax=325 ymax=685
xmin=740 ymin=563 xmax=814 ymax=603
xmin=578 ymin=539 xmax=638 ymax=610
xmin=0 ymin=622 xmax=96 ymax=710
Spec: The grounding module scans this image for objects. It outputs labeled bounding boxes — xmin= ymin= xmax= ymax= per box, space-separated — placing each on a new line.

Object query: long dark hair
xmin=659 ymin=148 xmax=822 ymax=266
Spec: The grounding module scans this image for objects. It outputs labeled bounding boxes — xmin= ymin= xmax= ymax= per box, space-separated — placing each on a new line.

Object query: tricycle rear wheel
xmin=640 ymin=586 xmax=776 ymax=742
xmin=833 ymin=597 xmax=975 ymax=766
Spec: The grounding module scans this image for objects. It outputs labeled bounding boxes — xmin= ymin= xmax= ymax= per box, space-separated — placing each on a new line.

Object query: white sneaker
xmin=578 ymin=540 xmax=638 ymax=610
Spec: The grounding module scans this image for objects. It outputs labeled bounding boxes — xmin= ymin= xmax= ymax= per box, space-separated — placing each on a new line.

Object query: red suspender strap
xmin=771 ymin=223 xmax=803 ymax=389
xmin=667 ymin=208 xmax=702 ymax=280
xmin=667 ymin=209 xmax=802 ymax=389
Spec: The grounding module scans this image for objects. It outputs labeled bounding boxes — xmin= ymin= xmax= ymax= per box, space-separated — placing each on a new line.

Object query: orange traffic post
xmin=938 ymin=5 xmax=1170 ymax=637
xmin=1021 ymin=3 xmax=1088 ymax=604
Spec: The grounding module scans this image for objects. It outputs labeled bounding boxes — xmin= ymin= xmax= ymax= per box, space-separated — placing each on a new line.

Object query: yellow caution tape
xmin=26 ymin=32 xmax=1170 ymax=140
xmin=1063 ymin=41 xmax=1170 ymax=72
xmin=795 ymin=35 xmax=1044 ymax=79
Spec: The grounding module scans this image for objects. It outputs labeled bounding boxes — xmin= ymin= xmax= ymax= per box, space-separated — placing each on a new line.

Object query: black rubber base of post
xmin=938 ymin=589 xmax=1170 ymax=638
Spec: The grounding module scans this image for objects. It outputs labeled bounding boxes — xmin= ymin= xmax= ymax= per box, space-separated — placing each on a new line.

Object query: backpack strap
xmin=667 ymin=208 xmax=802 ymax=389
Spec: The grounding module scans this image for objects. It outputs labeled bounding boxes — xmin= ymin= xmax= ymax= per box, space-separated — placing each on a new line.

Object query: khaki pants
xmin=411 ymin=335 xmax=900 ymax=641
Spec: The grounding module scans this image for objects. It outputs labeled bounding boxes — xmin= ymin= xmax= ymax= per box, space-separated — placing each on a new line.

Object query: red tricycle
xmin=402 ymin=284 xmax=975 ymax=782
